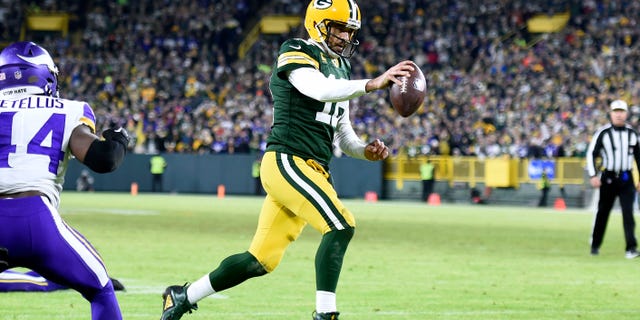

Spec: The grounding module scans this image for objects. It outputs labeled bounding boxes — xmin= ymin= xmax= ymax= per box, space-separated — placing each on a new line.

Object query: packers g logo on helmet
xmin=313 ymin=0 xmax=333 ymax=9
xmin=304 ymin=0 xmax=361 ymax=58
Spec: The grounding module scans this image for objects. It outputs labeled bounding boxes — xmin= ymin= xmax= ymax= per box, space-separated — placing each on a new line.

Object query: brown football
xmin=389 ymin=62 xmax=426 ymax=117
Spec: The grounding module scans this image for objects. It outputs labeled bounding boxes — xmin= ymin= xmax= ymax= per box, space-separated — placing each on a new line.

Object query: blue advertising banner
xmin=528 ymin=160 xmax=555 ymax=179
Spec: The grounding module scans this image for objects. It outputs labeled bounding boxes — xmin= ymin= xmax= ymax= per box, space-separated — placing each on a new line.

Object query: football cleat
xmin=110 ymin=277 xmax=125 ymax=291
xmin=313 ymin=311 xmax=340 ymax=320
xmin=160 ymin=283 xmax=198 ymax=320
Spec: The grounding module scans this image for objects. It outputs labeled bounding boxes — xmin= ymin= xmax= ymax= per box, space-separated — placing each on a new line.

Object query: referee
xmin=586 ymin=99 xmax=640 ymax=259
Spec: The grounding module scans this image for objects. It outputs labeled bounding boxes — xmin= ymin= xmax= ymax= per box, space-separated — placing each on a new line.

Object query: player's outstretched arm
xmin=70 ymin=125 xmax=130 ymax=173
xmin=365 ymin=60 xmax=414 ymax=92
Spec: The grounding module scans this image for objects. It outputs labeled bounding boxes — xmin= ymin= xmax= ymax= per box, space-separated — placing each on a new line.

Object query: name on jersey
xmin=0 ymin=96 xmax=64 ymax=109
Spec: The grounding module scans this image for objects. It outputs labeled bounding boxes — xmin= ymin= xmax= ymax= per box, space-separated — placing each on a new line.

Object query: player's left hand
xmin=364 ymin=139 xmax=389 ymax=161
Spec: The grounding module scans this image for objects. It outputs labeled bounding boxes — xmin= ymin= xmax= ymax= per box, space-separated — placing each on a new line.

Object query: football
xmin=389 ymin=62 xmax=426 ymax=117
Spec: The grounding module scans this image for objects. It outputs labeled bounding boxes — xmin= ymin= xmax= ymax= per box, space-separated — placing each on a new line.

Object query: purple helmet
xmin=0 ymin=41 xmax=59 ymax=98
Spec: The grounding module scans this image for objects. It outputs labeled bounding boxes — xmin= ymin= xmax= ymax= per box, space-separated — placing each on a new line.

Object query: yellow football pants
xmin=248 ymin=151 xmax=356 ymax=272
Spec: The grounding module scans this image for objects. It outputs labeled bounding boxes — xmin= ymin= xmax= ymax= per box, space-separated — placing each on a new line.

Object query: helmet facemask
xmin=304 ymin=0 xmax=362 ymax=59
xmin=317 ymin=21 xmax=360 ymax=58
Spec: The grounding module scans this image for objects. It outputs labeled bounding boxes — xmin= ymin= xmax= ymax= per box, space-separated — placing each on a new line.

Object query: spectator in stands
xmin=11 ymin=0 xmax=640 ymax=159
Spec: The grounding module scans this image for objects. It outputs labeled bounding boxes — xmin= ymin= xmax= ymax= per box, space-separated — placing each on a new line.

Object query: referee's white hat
xmin=610 ymin=99 xmax=628 ymax=111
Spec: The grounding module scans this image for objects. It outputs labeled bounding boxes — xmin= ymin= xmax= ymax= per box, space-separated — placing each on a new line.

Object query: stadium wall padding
xmin=63 ymin=154 xmax=383 ymax=199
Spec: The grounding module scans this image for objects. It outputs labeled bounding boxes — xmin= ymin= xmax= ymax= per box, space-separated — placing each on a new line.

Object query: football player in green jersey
xmin=160 ymin=1 xmax=416 ymax=319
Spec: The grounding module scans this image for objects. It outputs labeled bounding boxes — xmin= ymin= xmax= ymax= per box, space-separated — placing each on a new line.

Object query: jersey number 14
xmin=0 ymin=112 xmax=66 ymax=174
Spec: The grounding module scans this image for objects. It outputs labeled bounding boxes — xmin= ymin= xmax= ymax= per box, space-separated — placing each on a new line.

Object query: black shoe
xmin=110 ymin=277 xmax=125 ymax=291
xmin=590 ymin=248 xmax=599 ymax=256
xmin=313 ymin=311 xmax=340 ymax=319
xmin=161 ymin=283 xmax=198 ymax=320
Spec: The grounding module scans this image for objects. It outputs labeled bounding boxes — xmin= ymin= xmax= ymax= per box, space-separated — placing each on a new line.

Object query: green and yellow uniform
xmin=159 ymin=2 xmax=377 ymax=318
xmin=267 ymin=38 xmax=351 ymax=165
xmin=248 ymin=38 xmax=356 ymax=275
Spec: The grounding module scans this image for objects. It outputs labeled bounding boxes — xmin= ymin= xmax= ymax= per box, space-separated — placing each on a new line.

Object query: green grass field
xmin=1 ymin=192 xmax=639 ymax=319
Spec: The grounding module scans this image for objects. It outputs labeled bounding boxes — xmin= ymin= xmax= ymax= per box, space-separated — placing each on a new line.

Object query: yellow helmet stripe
xmin=277 ymin=51 xmax=320 ymax=69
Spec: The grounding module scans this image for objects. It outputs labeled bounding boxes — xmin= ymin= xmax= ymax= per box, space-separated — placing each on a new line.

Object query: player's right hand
xmin=365 ymin=60 xmax=414 ymax=92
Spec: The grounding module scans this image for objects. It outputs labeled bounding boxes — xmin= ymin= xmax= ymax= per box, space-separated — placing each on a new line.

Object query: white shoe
xmin=625 ymin=250 xmax=639 ymax=259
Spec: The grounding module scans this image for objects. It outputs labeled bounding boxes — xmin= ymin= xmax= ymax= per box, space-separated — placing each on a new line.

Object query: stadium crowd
xmin=1 ymin=0 xmax=639 ymax=158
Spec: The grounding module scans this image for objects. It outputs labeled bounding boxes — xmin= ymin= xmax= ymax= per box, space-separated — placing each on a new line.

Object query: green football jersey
xmin=267 ymin=38 xmax=352 ymax=166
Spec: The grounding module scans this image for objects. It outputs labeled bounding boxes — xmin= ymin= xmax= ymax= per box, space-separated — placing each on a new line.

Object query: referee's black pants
xmin=591 ymin=171 xmax=638 ymax=252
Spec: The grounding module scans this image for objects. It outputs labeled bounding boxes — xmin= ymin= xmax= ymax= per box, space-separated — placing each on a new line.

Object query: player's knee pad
xmin=325 ymin=227 xmax=355 ymax=244
xmin=316 ymin=227 xmax=355 ymax=262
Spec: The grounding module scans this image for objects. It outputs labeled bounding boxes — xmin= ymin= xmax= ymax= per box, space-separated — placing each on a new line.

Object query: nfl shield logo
xmin=14 ymin=70 xmax=22 ymax=79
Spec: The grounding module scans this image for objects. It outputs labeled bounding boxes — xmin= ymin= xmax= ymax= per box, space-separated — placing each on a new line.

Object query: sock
xmin=209 ymin=251 xmax=267 ymax=292
xmin=186 ymin=274 xmax=215 ymax=305
xmin=316 ymin=290 xmax=337 ymax=313
xmin=315 ymin=228 xmax=354 ymax=292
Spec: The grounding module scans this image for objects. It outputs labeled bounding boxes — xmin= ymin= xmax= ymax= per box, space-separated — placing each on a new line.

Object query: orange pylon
xmin=130 ymin=182 xmax=138 ymax=196
xmin=364 ymin=191 xmax=378 ymax=202
xmin=428 ymin=193 xmax=441 ymax=205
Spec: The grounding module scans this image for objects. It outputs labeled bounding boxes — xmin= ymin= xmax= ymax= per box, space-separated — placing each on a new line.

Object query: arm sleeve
xmin=83 ymin=138 xmax=126 ymax=173
xmin=633 ymin=131 xmax=640 ymax=174
xmin=288 ymin=67 xmax=369 ymax=102
xmin=335 ymin=113 xmax=367 ymax=160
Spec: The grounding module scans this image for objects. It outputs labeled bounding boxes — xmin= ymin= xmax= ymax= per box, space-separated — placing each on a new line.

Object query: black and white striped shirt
xmin=586 ymin=123 xmax=640 ymax=177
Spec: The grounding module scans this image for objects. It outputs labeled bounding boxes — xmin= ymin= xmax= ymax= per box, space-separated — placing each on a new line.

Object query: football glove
xmin=102 ymin=127 xmax=130 ymax=149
